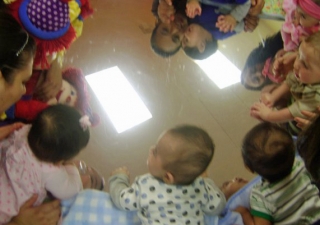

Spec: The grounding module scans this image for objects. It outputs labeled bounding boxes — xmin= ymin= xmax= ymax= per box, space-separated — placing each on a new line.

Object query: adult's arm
xmin=0 ymin=123 xmax=23 ymax=141
xmin=7 ymin=195 xmax=61 ymax=225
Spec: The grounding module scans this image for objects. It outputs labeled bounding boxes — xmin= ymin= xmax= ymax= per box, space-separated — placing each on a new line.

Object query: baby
xmin=236 ymin=122 xmax=320 ymax=224
xmin=109 ymin=125 xmax=226 ymax=225
xmin=182 ymin=3 xmax=247 ymax=59
xmin=186 ymin=0 xmax=251 ymax=32
xmin=251 ymin=32 xmax=320 ymax=135
xmin=0 ymin=104 xmax=91 ymax=223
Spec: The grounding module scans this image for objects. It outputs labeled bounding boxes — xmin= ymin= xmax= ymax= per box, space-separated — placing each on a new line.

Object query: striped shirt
xmin=250 ymin=158 xmax=320 ymax=224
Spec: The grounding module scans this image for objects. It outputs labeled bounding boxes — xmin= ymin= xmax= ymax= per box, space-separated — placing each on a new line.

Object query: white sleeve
xmin=42 ymin=165 xmax=83 ymax=199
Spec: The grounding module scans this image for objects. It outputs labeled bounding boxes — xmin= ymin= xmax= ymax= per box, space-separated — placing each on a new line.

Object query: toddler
xmin=0 ymin=104 xmax=90 ymax=223
xmin=182 ymin=3 xmax=243 ymax=59
xmin=237 ymin=122 xmax=320 ymax=224
xmin=109 ymin=125 xmax=226 ymax=225
xmin=186 ymin=0 xmax=251 ymax=32
xmin=250 ymin=32 xmax=320 ymax=134
xmin=241 ymin=31 xmax=284 ymax=91
xmin=282 ymin=0 xmax=320 ymax=52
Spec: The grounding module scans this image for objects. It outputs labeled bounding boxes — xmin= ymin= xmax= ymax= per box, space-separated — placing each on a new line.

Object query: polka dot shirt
xmin=109 ymin=174 xmax=226 ymax=225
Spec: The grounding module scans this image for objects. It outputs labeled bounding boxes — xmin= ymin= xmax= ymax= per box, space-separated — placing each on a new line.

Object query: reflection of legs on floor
xmin=74 ymin=160 xmax=106 ymax=191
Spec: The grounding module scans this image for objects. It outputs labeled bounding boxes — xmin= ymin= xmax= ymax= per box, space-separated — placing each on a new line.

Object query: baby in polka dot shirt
xmin=109 ymin=125 xmax=226 ymax=225
xmin=0 ymin=105 xmax=90 ymax=224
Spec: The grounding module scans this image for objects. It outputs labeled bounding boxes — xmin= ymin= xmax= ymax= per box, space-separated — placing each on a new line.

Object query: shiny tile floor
xmin=65 ymin=0 xmax=282 ymax=190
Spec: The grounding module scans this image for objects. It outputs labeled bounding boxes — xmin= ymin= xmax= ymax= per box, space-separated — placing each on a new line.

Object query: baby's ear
xmin=163 ymin=172 xmax=175 ymax=184
xmin=199 ymin=41 xmax=206 ymax=53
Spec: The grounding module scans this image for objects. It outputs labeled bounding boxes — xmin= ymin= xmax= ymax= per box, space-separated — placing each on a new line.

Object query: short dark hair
xmin=297 ymin=115 xmax=320 ymax=182
xmin=0 ymin=10 xmax=36 ymax=84
xmin=183 ymin=38 xmax=218 ymax=60
xmin=28 ymin=104 xmax=90 ymax=163
xmin=241 ymin=31 xmax=283 ymax=90
xmin=150 ymin=22 xmax=181 ymax=58
xmin=163 ymin=125 xmax=215 ymax=185
xmin=242 ymin=123 xmax=295 ymax=183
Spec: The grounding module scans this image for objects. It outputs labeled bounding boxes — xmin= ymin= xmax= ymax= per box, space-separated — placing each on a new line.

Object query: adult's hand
xmin=34 ymin=58 xmax=62 ymax=102
xmin=158 ymin=0 xmax=175 ymax=24
xmin=249 ymin=0 xmax=265 ymax=16
xmin=0 ymin=123 xmax=24 ymax=141
xmin=294 ymin=108 xmax=320 ymax=130
xmin=244 ymin=14 xmax=259 ymax=32
xmin=9 ymin=195 xmax=61 ymax=225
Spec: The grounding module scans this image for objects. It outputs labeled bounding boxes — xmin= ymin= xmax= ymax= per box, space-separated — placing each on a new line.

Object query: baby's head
xmin=182 ymin=24 xmax=217 ymax=60
xmin=242 ymin=123 xmax=295 ymax=183
xmin=28 ymin=104 xmax=90 ymax=164
xmin=296 ymin=0 xmax=320 ymax=29
xmin=148 ymin=125 xmax=214 ymax=185
xmin=221 ymin=177 xmax=248 ymax=200
xmin=241 ymin=32 xmax=283 ymax=90
xmin=150 ymin=13 xmax=188 ymax=58
xmin=293 ymin=31 xmax=320 ymax=85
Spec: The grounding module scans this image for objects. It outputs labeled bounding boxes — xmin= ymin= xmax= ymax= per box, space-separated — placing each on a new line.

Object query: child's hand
xmin=250 ymin=102 xmax=272 ymax=121
xmin=186 ymin=0 xmax=201 ymax=18
xmin=260 ymin=93 xmax=274 ymax=108
xmin=244 ymin=14 xmax=259 ymax=32
xmin=216 ymin=15 xmax=237 ymax=33
xmin=158 ymin=0 xmax=175 ymax=24
xmin=111 ymin=167 xmax=130 ymax=177
xmin=273 ymin=51 xmax=297 ymax=78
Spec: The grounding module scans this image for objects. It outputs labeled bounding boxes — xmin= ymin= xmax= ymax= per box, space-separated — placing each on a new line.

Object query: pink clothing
xmin=281 ymin=0 xmax=320 ymax=51
xmin=0 ymin=125 xmax=83 ymax=224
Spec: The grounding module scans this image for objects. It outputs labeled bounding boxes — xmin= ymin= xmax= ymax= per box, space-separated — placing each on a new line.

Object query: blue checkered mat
xmin=61 ymin=177 xmax=260 ymax=225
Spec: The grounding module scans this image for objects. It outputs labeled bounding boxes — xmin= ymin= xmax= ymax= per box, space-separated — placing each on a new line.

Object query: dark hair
xmin=164 ymin=125 xmax=215 ymax=185
xmin=242 ymin=123 xmax=295 ymax=183
xmin=183 ymin=38 xmax=218 ymax=60
xmin=0 ymin=11 xmax=36 ymax=84
xmin=28 ymin=104 xmax=90 ymax=163
xmin=297 ymin=115 xmax=320 ymax=182
xmin=241 ymin=31 xmax=283 ymax=90
xmin=150 ymin=22 xmax=181 ymax=58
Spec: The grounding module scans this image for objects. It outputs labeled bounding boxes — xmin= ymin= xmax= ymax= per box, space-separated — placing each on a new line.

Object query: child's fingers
xmin=217 ymin=15 xmax=225 ymax=22
xmin=196 ymin=7 xmax=202 ymax=16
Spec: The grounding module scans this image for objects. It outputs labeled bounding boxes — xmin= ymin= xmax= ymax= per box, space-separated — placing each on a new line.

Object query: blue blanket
xmin=61 ymin=177 xmax=260 ymax=225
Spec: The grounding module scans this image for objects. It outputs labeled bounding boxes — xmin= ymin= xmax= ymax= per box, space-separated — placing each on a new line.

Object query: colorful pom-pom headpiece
xmin=6 ymin=0 xmax=93 ymax=68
